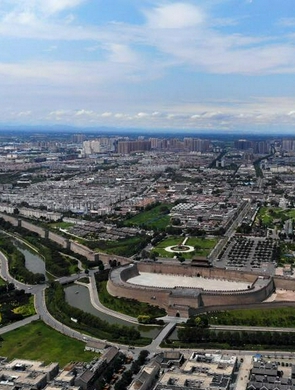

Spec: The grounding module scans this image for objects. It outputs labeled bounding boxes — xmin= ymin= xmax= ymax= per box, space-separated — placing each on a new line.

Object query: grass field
xmin=49 ymin=222 xmax=74 ymax=230
xmin=153 ymin=236 xmax=218 ymax=259
xmin=256 ymin=206 xmax=295 ymax=228
xmin=98 ymin=281 xmax=166 ymax=319
xmin=93 ymin=236 xmax=146 ymax=257
xmin=0 ymin=320 xmax=97 ymax=367
xmin=124 ymin=203 xmax=173 ymax=230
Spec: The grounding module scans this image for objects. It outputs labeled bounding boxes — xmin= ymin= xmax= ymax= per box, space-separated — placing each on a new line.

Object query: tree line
xmin=177 ymin=327 xmax=295 ymax=349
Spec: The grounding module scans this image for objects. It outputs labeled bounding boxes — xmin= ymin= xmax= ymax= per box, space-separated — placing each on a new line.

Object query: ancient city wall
xmin=201 ymin=277 xmax=275 ymax=306
xmin=21 ymin=220 xmax=47 ymax=238
xmin=274 ymin=276 xmax=295 ymax=291
xmin=99 ymin=253 xmax=131 ymax=266
xmin=120 ymin=264 xmax=140 ymax=281
xmin=69 ymin=241 xmax=98 ymax=262
xmin=48 ymin=231 xmax=69 ymax=249
xmin=107 ymin=263 xmax=274 ymax=317
xmin=0 ymin=213 xmax=102 ymax=263
xmin=0 ymin=214 xmax=20 ymax=227
xmin=107 ymin=270 xmax=171 ymax=310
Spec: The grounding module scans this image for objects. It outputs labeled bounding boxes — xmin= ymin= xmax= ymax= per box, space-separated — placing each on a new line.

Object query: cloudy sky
xmin=1 ymin=0 xmax=295 ymax=133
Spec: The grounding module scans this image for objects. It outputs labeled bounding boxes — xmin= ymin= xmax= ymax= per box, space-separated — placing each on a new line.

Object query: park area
xmin=152 ymin=236 xmax=218 ymax=259
xmin=124 ymin=203 xmax=173 ymax=230
xmin=256 ymin=206 xmax=295 ymax=228
xmin=0 ymin=320 xmax=97 ymax=366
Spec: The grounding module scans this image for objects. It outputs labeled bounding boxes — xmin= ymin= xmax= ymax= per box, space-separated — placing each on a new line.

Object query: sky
xmin=1 ymin=0 xmax=295 ymax=133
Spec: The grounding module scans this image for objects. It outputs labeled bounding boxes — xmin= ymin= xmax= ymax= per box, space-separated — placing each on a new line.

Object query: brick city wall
xmin=0 ymin=213 xmax=101 ymax=263
xmin=274 ymin=276 xmax=295 ymax=291
xmin=48 ymin=231 xmax=69 ymax=249
xmin=21 ymin=220 xmax=47 ymax=238
xmin=107 ymin=263 xmax=274 ymax=317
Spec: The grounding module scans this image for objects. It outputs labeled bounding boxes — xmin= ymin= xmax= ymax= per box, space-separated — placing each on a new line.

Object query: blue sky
xmin=1 ymin=0 xmax=295 ymax=133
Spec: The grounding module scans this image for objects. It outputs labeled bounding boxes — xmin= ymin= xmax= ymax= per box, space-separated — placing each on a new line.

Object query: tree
xmin=150 ymin=251 xmax=158 ymax=261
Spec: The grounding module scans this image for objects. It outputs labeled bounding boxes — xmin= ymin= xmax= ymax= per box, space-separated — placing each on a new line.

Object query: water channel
xmin=13 ymin=238 xmax=161 ymax=339
xmin=13 ymin=240 xmax=47 ymax=279
xmin=64 ymin=284 xmax=161 ymax=339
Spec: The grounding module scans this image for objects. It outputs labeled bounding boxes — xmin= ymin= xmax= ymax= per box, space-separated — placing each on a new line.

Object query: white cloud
xmin=41 ymin=0 xmax=87 ymax=15
xmin=136 ymin=112 xmax=149 ymax=118
xmin=107 ymin=43 xmax=139 ymax=64
xmin=144 ymin=3 xmax=204 ymax=29
xmin=75 ymin=109 xmax=95 ymax=116
xmin=17 ymin=111 xmax=32 ymax=117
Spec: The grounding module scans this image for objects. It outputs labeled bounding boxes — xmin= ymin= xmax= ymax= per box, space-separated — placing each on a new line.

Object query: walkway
xmin=77 ymin=273 xmax=139 ymax=324
xmin=0 ymin=314 xmax=40 ymax=335
xmin=148 ymin=322 xmax=176 ymax=349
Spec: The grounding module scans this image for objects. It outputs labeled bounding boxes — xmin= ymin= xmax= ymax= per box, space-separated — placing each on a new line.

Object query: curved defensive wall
xmin=107 ymin=262 xmax=275 ymax=317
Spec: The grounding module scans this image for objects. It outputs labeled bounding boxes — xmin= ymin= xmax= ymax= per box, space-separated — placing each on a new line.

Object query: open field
xmin=0 ymin=320 xmax=97 ymax=367
xmin=49 ymin=222 xmax=74 ymax=230
xmin=124 ymin=203 xmax=173 ymax=230
xmin=257 ymin=206 xmax=295 ymax=228
xmin=153 ymin=236 xmax=218 ymax=259
xmin=93 ymin=236 xmax=147 ymax=257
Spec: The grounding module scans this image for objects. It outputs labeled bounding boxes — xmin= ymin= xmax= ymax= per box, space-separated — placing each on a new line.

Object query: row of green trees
xmin=199 ymin=307 xmax=295 ymax=328
xmin=0 ymin=284 xmax=32 ymax=325
xmin=177 ymin=327 xmax=295 ymax=349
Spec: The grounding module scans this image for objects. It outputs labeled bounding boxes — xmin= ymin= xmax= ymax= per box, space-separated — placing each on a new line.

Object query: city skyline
xmin=1 ymin=1 xmax=295 ymax=133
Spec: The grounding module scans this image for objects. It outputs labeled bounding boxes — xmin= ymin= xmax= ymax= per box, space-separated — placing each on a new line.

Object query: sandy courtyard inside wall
xmin=128 ymin=272 xmax=250 ymax=291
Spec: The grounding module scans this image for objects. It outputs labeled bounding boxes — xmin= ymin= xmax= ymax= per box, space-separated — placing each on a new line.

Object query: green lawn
xmin=153 ymin=236 xmax=218 ymax=259
xmin=49 ymin=222 xmax=74 ymax=230
xmin=0 ymin=320 xmax=97 ymax=367
xmin=124 ymin=203 xmax=173 ymax=230
xmin=256 ymin=206 xmax=295 ymax=228
xmin=92 ymin=236 xmax=148 ymax=257
xmin=98 ymin=281 xmax=166 ymax=319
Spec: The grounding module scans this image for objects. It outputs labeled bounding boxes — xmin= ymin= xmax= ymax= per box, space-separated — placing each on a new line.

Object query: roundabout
xmin=164 ymin=237 xmax=195 ymax=253
xmin=165 ymin=244 xmax=195 ymax=253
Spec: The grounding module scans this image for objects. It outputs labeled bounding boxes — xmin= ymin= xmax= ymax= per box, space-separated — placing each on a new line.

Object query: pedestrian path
xmin=0 ymin=314 xmax=39 ymax=335
xmin=148 ymin=322 xmax=176 ymax=349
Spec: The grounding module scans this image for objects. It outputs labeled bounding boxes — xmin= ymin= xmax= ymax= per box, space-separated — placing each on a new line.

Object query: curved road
xmin=0 ymin=250 xmax=179 ymax=352
xmin=2 ymin=249 xmax=295 ymax=358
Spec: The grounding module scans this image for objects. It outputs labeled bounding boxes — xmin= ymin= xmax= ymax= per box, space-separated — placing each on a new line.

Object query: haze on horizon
xmin=1 ymin=0 xmax=295 ymax=134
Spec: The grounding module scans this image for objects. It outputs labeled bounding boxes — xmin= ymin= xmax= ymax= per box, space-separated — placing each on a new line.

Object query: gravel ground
xmin=128 ymin=272 xmax=249 ymax=291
